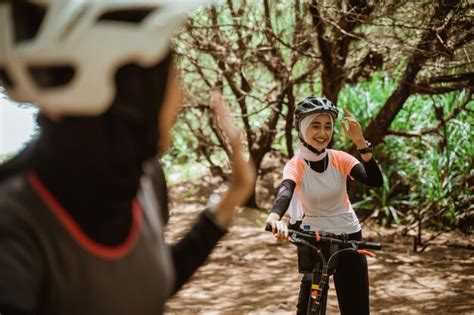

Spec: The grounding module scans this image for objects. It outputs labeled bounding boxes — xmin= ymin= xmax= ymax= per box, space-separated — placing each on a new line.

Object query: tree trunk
xmin=243 ymin=153 xmax=265 ymax=209
xmin=365 ymin=82 xmax=413 ymax=145
xmin=364 ymin=0 xmax=458 ymax=146
xmin=243 ymin=96 xmax=284 ymax=208
xmin=245 ymin=180 xmax=258 ymax=209
xmin=285 ymin=86 xmax=295 ymax=158
xmin=310 ymin=0 xmax=373 ymax=103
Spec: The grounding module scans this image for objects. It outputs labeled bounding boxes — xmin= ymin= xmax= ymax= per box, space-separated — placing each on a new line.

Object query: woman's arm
xmin=169 ymin=211 xmax=226 ymax=294
xmin=350 ymin=158 xmax=383 ymax=187
xmin=339 ymin=108 xmax=383 ymax=186
xmin=265 ymin=179 xmax=296 ymax=240
xmin=205 ymin=90 xmax=256 ymax=228
xmin=170 ymin=89 xmax=255 ymax=292
xmin=269 ymin=179 xmax=296 ymax=218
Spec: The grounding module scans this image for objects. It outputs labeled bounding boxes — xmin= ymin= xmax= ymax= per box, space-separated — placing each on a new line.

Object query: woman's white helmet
xmin=0 ymin=1 xmax=210 ymax=116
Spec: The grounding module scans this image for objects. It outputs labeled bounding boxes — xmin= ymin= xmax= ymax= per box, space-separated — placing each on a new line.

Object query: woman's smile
xmin=304 ymin=114 xmax=334 ymax=150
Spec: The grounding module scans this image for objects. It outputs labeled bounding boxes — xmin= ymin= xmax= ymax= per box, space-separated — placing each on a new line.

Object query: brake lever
xmin=357 ymin=249 xmax=376 ymax=257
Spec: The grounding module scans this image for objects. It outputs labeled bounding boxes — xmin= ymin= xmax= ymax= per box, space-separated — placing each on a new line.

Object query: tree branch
xmin=365 ymin=0 xmax=460 ymax=146
xmin=387 ymin=91 xmax=472 ymax=137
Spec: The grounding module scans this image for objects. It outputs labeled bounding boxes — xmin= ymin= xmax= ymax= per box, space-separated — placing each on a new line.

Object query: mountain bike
xmin=265 ymin=224 xmax=382 ymax=315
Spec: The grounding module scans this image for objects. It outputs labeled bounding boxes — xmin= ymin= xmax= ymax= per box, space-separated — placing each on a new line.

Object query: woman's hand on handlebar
xmin=266 ymin=213 xmax=290 ymax=241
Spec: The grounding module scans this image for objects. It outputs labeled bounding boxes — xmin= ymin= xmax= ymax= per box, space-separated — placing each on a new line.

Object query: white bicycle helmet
xmin=0 ymin=0 xmax=210 ymax=116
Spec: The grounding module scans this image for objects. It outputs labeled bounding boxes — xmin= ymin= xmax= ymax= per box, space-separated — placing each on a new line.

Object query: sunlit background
xmin=0 ymin=93 xmax=38 ymax=157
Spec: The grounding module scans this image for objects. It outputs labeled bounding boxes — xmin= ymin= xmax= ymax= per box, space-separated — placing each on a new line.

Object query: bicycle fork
xmin=309 ymin=265 xmax=329 ymax=314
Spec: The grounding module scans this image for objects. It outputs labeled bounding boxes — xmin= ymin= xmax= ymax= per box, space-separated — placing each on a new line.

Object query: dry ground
xmin=164 ymin=180 xmax=473 ymax=315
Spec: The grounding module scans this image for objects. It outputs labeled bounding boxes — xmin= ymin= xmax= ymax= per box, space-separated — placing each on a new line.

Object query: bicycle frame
xmin=265 ymin=225 xmax=382 ymax=315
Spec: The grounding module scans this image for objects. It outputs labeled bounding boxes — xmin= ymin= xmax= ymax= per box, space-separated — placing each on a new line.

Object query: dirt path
xmin=164 ymin=182 xmax=473 ymax=314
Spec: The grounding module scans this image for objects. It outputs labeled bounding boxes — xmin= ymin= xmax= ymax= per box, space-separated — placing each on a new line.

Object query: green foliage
xmin=169 ymin=67 xmax=472 ymax=231
xmin=160 ymin=121 xmax=212 ymax=184
xmin=335 ymin=74 xmax=396 ymax=149
xmin=345 ymin=78 xmax=472 ymax=230
xmin=168 ymin=0 xmax=471 ymax=228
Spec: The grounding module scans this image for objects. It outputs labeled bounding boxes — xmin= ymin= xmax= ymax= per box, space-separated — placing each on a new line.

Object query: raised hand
xmin=340 ymin=108 xmax=374 ymax=161
xmin=210 ymin=88 xmax=256 ymax=227
xmin=340 ymin=108 xmax=365 ymax=146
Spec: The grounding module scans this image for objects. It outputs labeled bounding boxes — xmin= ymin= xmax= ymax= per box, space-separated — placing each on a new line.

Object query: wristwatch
xmin=357 ymin=141 xmax=373 ymax=154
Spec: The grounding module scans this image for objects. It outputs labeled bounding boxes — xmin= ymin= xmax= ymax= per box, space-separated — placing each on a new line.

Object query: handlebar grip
xmin=359 ymin=241 xmax=382 ymax=250
xmin=265 ymin=224 xmax=272 ymax=232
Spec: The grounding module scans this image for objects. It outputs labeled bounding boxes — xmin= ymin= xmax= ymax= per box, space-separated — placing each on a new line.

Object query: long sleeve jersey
xmin=0 ymin=171 xmax=225 ymax=315
xmin=270 ymin=149 xmax=382 ymax=233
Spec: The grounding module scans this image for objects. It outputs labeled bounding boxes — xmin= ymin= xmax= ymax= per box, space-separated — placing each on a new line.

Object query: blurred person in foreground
xmin=0 ymin=1 xmax=255 ymax=314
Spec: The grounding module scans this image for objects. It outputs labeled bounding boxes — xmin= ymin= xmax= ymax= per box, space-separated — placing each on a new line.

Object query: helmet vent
xmin=12 ymin=2 xmax=46 ymax=43
xmin=97 ymin=8 xmax=155 ymax=24
xmin=59 ymin=4 xmax=90 ymax=41
xmin=0 ymin=68 xmax=14 ymax=88
xmin=28 ymin=65 xmax=75 ymax=88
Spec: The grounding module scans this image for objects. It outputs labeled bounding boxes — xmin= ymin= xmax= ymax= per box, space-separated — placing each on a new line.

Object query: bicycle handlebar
xmin=265 ymin=224 xmax=382 ymax=251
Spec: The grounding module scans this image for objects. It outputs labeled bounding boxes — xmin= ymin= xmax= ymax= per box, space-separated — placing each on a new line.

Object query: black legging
xmin=296 ymin=230 xmax=370 ymax=315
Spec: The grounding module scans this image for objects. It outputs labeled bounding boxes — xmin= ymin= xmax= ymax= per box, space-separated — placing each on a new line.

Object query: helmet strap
xmin=301 ymin=140 xmax=325 ymax=155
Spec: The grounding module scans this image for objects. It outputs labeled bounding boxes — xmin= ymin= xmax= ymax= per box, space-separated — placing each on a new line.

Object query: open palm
xmin=340 ymin=108 xmax=364 ymax=143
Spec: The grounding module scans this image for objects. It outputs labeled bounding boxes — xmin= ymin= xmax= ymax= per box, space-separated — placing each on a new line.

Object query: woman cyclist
xmin=266 ymin=96 xmax=383 ymax=314
xmin=0 ymin=1 xmax=254 ymax=314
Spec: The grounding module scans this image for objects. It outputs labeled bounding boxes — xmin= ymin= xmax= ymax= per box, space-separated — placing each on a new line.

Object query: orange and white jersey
xmin=284 ymin=149 xmax=361 ymax=234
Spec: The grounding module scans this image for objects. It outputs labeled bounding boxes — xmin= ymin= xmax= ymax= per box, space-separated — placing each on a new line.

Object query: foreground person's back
xmin=0 ymin=2 xmax=255 ymax=314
